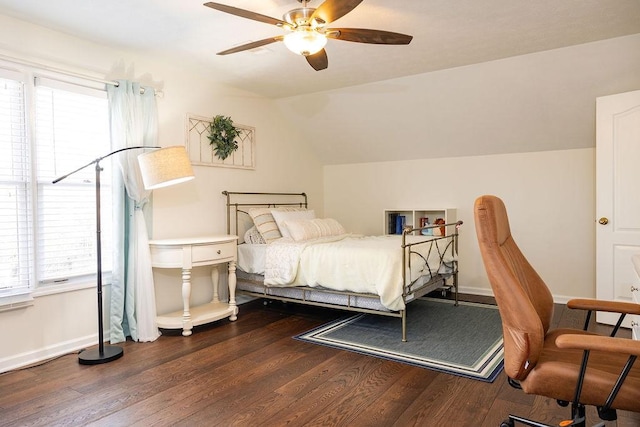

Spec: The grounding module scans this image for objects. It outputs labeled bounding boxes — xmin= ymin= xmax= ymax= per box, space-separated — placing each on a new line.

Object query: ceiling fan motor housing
xmin=283 ymin=8 xmax=325 ymax=28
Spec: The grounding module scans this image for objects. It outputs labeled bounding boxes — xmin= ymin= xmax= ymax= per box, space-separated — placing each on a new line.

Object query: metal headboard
xmin=222 ymin=191 xmax=308 ymax=238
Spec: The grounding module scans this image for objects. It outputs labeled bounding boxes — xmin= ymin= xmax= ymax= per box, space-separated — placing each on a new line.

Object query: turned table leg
xmin=181 ymin=267 xmax=193 ymax=336
xmin=228 ymin=261 xmax=237 ymax=321
xmin=211 ymin=266 xmax=220 ymax=303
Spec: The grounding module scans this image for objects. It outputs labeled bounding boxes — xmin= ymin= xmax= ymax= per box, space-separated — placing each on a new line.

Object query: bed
xmin=223 ymin=191 xmax=462 ymax=341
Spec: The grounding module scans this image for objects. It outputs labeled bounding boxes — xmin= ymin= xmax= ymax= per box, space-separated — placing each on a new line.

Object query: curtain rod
xmin=0 ymin=52 xmax=163 ymax=96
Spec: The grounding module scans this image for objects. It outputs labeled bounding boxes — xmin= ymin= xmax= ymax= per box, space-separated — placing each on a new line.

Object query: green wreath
xmin=208 ymin=115 xmax=241 ymax=160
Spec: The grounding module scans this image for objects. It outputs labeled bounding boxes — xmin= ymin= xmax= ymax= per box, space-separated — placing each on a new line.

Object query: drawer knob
xmin=631 ymin=286 xmax=639 ymax=293
xmin=217 ymin=249 xmax=221 ymax=255
xmin=632 ymin=321 xmax=639 ymax=328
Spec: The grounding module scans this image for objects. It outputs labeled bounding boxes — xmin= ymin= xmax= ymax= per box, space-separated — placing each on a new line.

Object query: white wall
xmin=276 ymin=34 xmax=640 ymax=164
xmin=324 ymin=148 xmax=595 ymax=300
xmin=0 ymin=14 xmax=323 ymax=372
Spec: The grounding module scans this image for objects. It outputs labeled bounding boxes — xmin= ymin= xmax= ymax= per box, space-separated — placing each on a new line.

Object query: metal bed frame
xmin=223 ymin=190 xmax=461 ymax=341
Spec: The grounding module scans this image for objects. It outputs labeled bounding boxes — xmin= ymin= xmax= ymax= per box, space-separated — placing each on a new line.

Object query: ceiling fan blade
xmin=217 ymin=36 xmax=284 ymax=55
xmin=326 ymin=28 xmax=413 ymax=45
xmin=310 ymin=0 xmax=364 ymax=24
xmin=305 ymin=49 xmax=328 ymax=71
xmin=204 ymin=2 xmax=290 ymax=27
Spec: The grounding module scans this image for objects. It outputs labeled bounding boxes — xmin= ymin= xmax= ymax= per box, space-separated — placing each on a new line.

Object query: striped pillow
xmin=248 ymin=207 xmax=307 ymax=243
xmin=285 ymin=218 xmax=346 ymax=242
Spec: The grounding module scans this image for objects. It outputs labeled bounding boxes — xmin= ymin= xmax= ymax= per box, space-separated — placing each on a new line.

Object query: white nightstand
xmin=149 ymin=235 xmax=238 ymax=336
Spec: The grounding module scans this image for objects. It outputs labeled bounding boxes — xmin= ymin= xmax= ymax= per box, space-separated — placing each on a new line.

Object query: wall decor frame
xmin=186 ymin=114 xmax=255 ymax=169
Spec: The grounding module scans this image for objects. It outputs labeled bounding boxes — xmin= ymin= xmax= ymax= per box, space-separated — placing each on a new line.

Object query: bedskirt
xmin=236 ymin=270 xmax=447 ymax=314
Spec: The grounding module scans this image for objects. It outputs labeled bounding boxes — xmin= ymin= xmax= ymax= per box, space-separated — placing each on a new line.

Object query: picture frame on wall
xmin=185 ymin=113 xmax=255 ymax=169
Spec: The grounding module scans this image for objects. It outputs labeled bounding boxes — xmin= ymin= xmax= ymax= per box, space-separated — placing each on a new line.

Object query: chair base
xmin=502 ymin=403 xmax=596 ymax=427
xmin=502 ymin=411 xmax=608 ymax=427
xmin=501 ymin=414 xmax=552 ymax=427
xmin=503 ymin=378 xmax=612 ymax=427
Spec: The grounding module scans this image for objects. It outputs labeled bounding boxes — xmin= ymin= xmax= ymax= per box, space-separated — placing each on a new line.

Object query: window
xmin=0 ymin=67 xmax=112 ymax=304
xmin=0 ymin=73 xmax=31 ymax=300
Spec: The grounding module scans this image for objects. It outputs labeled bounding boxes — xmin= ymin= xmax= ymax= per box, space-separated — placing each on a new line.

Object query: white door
xmin=596 ymin=89 xmax=640 ymax=326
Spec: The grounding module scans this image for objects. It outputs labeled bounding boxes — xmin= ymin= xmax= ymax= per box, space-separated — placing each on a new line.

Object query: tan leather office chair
xmin=474 ymin=195 xmax=640 ymax=427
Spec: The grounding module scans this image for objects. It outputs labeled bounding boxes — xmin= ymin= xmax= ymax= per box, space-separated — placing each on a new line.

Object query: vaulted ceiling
xmin=0 ymin=0 xmax=639 ymax=99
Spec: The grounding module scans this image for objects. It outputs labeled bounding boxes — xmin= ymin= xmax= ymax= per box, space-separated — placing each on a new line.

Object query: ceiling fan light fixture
xmin=283 ymin=29 xmax=327 ymax=56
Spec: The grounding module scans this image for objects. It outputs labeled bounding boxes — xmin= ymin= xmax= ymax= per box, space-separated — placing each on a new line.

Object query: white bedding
xmin=237 ymin=243 xmax=266 ymax=274
xmin=249 ymin=234 xmax=453 ymax=312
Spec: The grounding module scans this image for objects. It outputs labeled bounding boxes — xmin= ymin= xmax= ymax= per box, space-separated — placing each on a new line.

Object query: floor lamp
xmin=53 ymin=145 xmax=194 ymax=365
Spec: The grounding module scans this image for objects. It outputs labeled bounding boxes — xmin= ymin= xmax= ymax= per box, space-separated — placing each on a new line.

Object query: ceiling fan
xmin=204 ymin=0 xmax=413 ymax=71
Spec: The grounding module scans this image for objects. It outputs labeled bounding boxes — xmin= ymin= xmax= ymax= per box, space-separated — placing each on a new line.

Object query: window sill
xmin=33 ymin=277 xmax=111 ymax=298
xmin=0 ymin=275 xmax=112 ymax=313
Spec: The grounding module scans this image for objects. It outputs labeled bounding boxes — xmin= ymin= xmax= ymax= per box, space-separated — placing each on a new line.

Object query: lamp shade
xmin=137 ymin=146 xmax=195 ymax=190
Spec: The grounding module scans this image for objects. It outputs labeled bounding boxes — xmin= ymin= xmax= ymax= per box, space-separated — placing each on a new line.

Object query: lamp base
xmin=78 ymin=345 xmax=124 ymax=365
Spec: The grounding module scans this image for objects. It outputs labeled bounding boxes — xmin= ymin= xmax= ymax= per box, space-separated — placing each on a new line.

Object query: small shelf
xmin=383 ymin=208 xmax=456 ymax=235
xmin=156 ymin=301 xmax=235 ymax=330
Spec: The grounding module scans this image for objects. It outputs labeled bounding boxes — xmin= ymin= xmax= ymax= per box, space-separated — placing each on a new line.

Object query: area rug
xmin=295 ymin=298 xmax=504 ymax=382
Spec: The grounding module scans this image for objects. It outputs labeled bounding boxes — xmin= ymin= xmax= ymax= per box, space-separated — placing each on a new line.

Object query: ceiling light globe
xmin=283 ymin=30 xmax=327 ymax=56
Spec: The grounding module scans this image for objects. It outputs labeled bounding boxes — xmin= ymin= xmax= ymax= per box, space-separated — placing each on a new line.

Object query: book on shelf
xmin=388 ymin=213 xmax=398 ymax=234
xmin=395 ymin=215 xmax=406 ymax=234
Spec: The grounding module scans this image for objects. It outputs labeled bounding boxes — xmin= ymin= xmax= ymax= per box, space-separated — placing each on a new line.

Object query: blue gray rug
xmin=295 ymin=298 xmax=504 ymax=382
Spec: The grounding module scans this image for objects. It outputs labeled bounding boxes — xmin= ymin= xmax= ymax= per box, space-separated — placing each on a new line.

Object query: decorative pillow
xmin=285 ymin=218 xmax=347 ymax=242
xmin=271 ymin=209 xmax=316 ymax=238
xmin=248 ymin=207 xmax=307 ymax=243
xmin=243 ymin=226 xmax=266 ymax=244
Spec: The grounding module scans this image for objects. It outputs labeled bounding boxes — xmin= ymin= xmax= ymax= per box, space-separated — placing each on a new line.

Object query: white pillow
xmin=285 ymin=218 xmax=346 ymax=242
xmin=243 ymin=226 xmax=266 ymax=244
xmin=271 ymin=209 xmax=315 ymax=238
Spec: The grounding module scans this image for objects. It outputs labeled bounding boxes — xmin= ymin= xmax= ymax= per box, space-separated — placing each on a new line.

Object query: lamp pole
xmin=53 ymin=145 xmax=158 ymax=364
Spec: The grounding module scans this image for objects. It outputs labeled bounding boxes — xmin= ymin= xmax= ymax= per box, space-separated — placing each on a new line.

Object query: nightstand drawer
xmin=149 ymin=236 xmax=238 ymax=269
xmin=192 ymin=241 xmax=236 ymax=264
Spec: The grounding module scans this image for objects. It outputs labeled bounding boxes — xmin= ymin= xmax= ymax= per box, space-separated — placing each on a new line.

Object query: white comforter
xmin=264 ymin=234 xmax=453 ymax=311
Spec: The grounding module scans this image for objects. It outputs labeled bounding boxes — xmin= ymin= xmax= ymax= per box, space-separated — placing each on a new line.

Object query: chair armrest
xmin=567 ymin=298 xmax=640 ymax=315
xmin=556 ymin=334 xmax=640 ymax=357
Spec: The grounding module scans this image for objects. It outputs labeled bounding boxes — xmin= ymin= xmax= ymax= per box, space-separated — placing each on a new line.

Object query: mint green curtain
xmin=107 ymin=80 xmax=160 ymax=343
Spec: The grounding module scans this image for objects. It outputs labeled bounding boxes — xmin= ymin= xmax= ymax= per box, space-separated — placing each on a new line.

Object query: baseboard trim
xmin=0 ymin=334 xmax=99 ymax=374
xmin=456 ymin=286 xmax=584 ymax=305
xmin=457 ymin=285 xmax=494 ymax=297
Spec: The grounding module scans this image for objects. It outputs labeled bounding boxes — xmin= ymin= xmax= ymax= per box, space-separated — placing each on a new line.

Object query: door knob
xmin=598 ymin=217 xmax=609 ymax=225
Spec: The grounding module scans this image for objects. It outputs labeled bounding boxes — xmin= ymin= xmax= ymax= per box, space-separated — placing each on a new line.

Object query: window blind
xmin=0 ymin=76 xmax=31 ymax=296
xmin=34 ymin=78 xmax=112 ymax=284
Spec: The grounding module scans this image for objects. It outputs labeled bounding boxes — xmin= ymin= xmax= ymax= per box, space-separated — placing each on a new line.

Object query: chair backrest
xmin=474 ymin=195 xmax=555 ymax=380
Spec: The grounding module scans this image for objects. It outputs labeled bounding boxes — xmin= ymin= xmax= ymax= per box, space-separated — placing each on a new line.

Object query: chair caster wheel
xmin=500 ymin=419 xmax=514 ymax=427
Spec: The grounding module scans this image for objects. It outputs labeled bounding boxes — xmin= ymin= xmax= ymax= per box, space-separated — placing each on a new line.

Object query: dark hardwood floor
xmin=1 ymin=295 xmax=639 ymax=427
